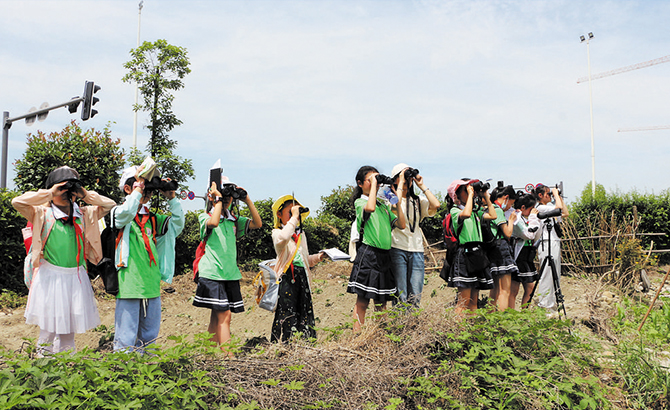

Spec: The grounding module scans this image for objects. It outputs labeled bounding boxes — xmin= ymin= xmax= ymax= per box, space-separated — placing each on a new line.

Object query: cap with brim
xmin=119 ymin=166 xmax=138 ymax=191
xmin=447 ymin=178 xmax=479 ymax=202
xmin=391 ymin=163 xmax=410 ymax=179
xmin=46 ymin=166 xmax=80 ymax=189
xmin=272 ymin=194 xmax=310 ymax=228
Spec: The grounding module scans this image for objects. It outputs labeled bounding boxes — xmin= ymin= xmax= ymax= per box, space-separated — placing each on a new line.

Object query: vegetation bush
xmin=0 ymin=190 xmax=28 ymax=295
xmin=174 ymin=210 xmax=201 ymax=276
xmin=610 ymin=296 xmax=670 ymax=409
xmin=0 ymin=335 xmax=219 ymax=410
xmin=569 ymin=183 xmax=670 ymax=263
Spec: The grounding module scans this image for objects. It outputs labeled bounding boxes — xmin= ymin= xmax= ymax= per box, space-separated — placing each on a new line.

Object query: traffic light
xmin=81 ymin=81 xmax=101 ymax=121
xmin=67 ymin=97 xmax=80 ymax=114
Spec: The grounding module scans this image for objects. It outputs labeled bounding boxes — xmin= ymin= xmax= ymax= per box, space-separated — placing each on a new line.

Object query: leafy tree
xmin=122 ymin=39 xmax=194 ymax=191
xmin=13 ymin=121 xmax=126 ymax=202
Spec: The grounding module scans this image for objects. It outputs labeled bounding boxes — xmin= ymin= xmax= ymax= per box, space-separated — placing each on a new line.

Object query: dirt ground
xmin=0 ymin=259 xmax=642 ymax=353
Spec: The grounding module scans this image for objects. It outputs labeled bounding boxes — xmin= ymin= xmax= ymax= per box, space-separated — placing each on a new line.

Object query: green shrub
xmin=422 ymin=309 xmax=610 ymax=409
xmin=0 ymin=334 xmax=220 ymax=410
xmin=570 ymin=183 xmax=670 ymax=262
xmin=237 ymin=198 xmax=275 ymax=266
xmin=174 ymin=210 xmax=201 ymax=276
xmin=0 ymin=190 xmax=27 ymax=295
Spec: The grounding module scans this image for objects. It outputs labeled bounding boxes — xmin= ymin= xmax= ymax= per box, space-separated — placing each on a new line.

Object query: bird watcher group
xmin=12 ymin=160 xmax=567 ymax=356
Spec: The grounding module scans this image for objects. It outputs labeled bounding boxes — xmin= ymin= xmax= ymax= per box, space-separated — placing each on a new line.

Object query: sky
xmin=1 ymin=0 xmax=669 ymax=214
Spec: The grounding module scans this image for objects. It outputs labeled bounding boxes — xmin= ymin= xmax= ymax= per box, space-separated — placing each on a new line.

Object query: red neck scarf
xmin=134 ymin=214 xmax=157 ymax=267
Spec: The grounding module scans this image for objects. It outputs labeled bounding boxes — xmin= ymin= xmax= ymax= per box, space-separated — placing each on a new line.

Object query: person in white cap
xmin=111 ymin=163 xmax=184 ymax=352
xmin=12 ymin=165 xmax=115 ymax=355
xmin=388 ymin=163 xmax=440 ymax=308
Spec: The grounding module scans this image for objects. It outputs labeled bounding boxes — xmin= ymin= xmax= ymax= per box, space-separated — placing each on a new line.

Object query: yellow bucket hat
xmin=272 ymin=194 xmax=310 ymax=228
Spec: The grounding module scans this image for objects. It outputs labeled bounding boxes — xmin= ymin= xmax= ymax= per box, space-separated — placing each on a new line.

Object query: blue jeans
xmin=390 ymin=248 xmax=425 ymax=307
xmin=114 ymin=297 xmax=161 ymax=352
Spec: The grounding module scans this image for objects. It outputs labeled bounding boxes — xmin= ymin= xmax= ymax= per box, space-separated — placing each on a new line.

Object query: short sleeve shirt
xmin=197 ymin=212 xmax=250 ymax=281
xmin=489 ymin=205 xmax=508 ymax=238
xmin=355 ymin=197 xmax=397 ymax=250
xmin=451 ymin=206 xmax=483 ymax=244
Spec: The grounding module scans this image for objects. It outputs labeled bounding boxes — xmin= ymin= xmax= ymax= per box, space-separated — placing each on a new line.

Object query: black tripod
xmin=528 ymin=220 xmax=568 ymax=321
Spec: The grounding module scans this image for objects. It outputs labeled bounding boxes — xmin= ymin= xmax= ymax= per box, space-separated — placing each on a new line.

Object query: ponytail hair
xmin=350 ymin=165 xmax=379 ymax=207
xmin=491 ymin=184 xmax=517 ymax=202
xmin=531 ymin=184 xmax=550 ymax=201
xmin=516 ymin=193 xmax=537 ymax=210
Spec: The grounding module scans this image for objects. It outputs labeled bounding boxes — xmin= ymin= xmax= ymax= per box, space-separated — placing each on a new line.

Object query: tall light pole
xmin=133 ymin=0 xmax=144 ymax=148
xmin=580 ymin=32 xmax=596 ymax=195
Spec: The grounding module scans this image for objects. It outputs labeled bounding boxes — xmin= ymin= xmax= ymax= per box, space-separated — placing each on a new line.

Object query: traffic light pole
xmin=1 ymin=96 xmax=85 ymax=189
xmin=1 ymin=112 xmax=8 ymax=190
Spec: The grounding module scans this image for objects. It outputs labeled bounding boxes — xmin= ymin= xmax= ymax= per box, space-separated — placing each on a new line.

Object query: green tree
xmin=13 ymin=121 xmax=126 ymax=202
xmin=122 ymin=39 xmax=194 ymax=189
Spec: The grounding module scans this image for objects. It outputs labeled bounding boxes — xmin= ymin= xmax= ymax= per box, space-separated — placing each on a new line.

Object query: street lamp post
xmin=580 ymin=32 xmax=596 ymax=196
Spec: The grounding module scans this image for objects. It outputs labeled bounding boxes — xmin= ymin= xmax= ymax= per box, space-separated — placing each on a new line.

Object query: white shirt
xmin=391 ymin=195 xmax=436 ymax=252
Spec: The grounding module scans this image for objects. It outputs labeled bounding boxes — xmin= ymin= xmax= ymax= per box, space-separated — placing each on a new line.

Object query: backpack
xmin=88 ymin=210 xmax=123 ymax=295
xmin=252 ymin=259 xmax=280 ymax=312
xmin=439 ymin=212 xmax=463 ymax=282
xmin=192 ymin=234 xmax=210 ymax=283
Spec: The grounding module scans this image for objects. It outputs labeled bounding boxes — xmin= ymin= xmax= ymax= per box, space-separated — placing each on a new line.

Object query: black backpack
xmin=87 ymin=211 xmax=124 ymax=295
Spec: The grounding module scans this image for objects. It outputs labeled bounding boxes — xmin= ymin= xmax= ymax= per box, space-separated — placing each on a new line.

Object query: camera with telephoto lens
xmin=375 ymin=174 xmax=394 ymax=185
xmin=538 ymin=208 xmax=562 ymax=219
xmin=144 ymin=176 xmax=178 ymax=192
xmin=221 ymin=184 xmax=247 ymax=200
xmin=62 ymin=180 xmax=83 ymax=196
xmin=471 ymin=180 xmax=490 ymax=192
xmin=403 ymin=168 xmax=420 ymax=180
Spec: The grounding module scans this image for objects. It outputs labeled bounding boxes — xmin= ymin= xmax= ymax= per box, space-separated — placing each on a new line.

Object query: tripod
xmin=528 ymin=220 xmax=568 ymax=321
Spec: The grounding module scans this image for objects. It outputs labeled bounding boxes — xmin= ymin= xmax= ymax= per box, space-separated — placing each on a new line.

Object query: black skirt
xmin=193 ymin=277 xmax=245 ymax=313
xmin=487 ymin=238 xmax=519 ymax=277
xmin=449 ymin=244 xmax=494 ymax=290
xmin=513 ymin=246 xmax=539 ymax=283
xmin=272 ymin=265 xmax=316 ymax=343
xmin=347 ymin=243 xmax=397 ymax=302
